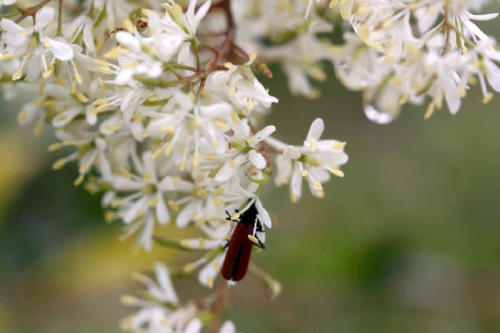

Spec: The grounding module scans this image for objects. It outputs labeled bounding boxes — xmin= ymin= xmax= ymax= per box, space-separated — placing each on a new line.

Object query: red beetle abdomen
xmin=221 ymin=223 xmax=254 ymax=281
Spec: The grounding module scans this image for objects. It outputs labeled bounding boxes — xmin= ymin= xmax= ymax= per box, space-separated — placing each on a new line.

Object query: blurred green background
xmin=3 ymin=41 xmax=500 ymax=333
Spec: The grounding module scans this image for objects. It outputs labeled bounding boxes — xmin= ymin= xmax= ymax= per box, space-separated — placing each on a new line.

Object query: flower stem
xmin=57 ymin=0 xmax=63 ymax=36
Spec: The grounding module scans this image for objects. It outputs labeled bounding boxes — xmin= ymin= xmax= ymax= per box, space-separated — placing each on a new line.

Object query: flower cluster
xmin=245 ymin=0 xmax=500 ymax=122
xmin=4 ymin=0 xmax=500 ymax=331
xmin=120 ymin=263 xmax=237 ymax=333
xmin=0 ymin=0 xmax=348 ymax=331
xmin=328 ymin=0 xmax=500 ymax=122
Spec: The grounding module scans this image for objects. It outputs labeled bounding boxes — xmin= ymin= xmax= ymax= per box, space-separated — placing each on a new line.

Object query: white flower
xmin=140 ymin=262 xmax=179 ymax=305
xmin=180 ymin=0 xmax=212 ymax=37
xmin=64 ymin=14 xmax=96 ymax=54
xmin=332 ymin=0 xmax=500 ymax=119
xmin=114 ymin=31 xmax=164 ymax=84
xmin=256 ymin=17 xmax=334 ymax=98
xmin=467 ymin=39 xmax=500 ymax=103
xmin=198 ymin=253 xmax=225 ymax=288
xmin=145 ymin=92 xmax=234 ymax=163
xmin=50 ymin=124 xmax=115 ymax=184
xmin=122 ymin=263 xmax=203 ymax=332
xmin=104 ymin=1 xmax=210 ymax=85
xmin=113 ymin=152 xmax=171 ymax=226
xmin=267 ymin=118 xmax=348 ymax=202
xmin=1 ymin=7 xmax=74 ymax=81
xmin=206 ymin=64 xmax=278 ymax=113
xmin=169 ymin=174 xmax=245 ymax=228
xmin=215 ymin=123 xmax=276 ymax=182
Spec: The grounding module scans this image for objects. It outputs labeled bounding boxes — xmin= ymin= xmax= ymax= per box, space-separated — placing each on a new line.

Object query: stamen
xmin=180 ymin=240 xmax=195 ymax=249
xmin=483 ymin=92 xmax=494 ymax=104
xmin=120 ymin=295 xmax=138 ymax=306
xmin=214 ymin=187 xmax=224 ymax=197
xmin=333 ymin=142 xmax=346 ymax=150
xmin=48 ymin=143 xmax=62 ymax=152
xmin=206 ymin=276 xmax=214 ymax=289
xmin=195 ymin=217 xmax=206 ymax=227
xmin=329 ymin=168 xmax=344 ymax=178
xmin=168 ymin=200 xmax=180 ymax=212
xmin=310 ymin=138 xmax=317 ymax=152
xmin=230 ymin=111 xmax=240 ymax=124
xmin=52 ymin=158 xmax=67 ymax=170
xmin=112 ymin=198 xmax=125 ymax=208
xmin=198 ymin=237 xmax=205 ymax=248
xmin=74 ymin=175 xmax=85 ymax=187
xmin=143 ymin=171 xmax=152 ymax=183
xmin=211 ymin=259 xmax=221 ymax=271
xmin=79 ymin=165 xmax=90 ymax=174
xmin=149 ymin=197 xmax=159 ymax=208
xmin=183 ymin=262 xmax=196 ymax=273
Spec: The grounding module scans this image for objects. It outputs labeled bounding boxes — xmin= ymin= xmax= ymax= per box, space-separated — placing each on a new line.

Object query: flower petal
xmin=198 ymin=254 xmax=224 ymax=288
xmin=248 ymin=150 xmax=267 ymax=169
xmin=290 ymin=162 xmax=303 ymax=201
xmin=185 ymin=319 xmax=202 ymax=333
xmin=215 ymin=161 xmax=237 ymax=182
xmin=154 ymin=262 xmax=179 ymax=304
xmin=255 ymin=197 xmax=272 ymax=228
xmin=35 ymin=6 xmax=54 ymax=30
xmin=176 ymin=201 xmax=197 ymax=228
xmin=47 ymin=38 xmax=74 ymax=61
xmin=305 ymin=118 xmax=324 ymax=142
xmin=220 ymin=321 xmax=236 ymax=333
xmin=252 ymin=125 xmax=276 ymax=142
xmin=116 ymin=31 xmax=140 ymax=51
xmin=155 ymin=193 xmax=170 ymax=225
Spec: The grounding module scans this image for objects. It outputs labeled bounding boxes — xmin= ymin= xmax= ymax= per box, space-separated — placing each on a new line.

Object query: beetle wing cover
xmin=221 ymin=223 xmax=254 ymax=281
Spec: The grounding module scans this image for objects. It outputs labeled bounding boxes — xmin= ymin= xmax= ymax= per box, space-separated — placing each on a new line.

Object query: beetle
xmin=221 ymin=199 xmax=266 ymax=282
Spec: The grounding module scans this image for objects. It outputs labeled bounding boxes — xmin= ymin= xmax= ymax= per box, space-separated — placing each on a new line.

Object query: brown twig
xmin=443 ymin=4 xmax=451 ymax=55
xmin=207 ymin=0 xmax=236 ymax=72
xmin=193 ymin=281 xmax=230 ymax=333
xmin=259 ymin=138 xmax=282 ymax=170
xmin=15 ymin=0 xmax=53 ymax=23
xmin=231 ymin=42 xmax=250 ymax=62
xmin=192 ymin=0 xmax=236 ymax=98
xmin=209 ymin=282 xmax=229 ymax=333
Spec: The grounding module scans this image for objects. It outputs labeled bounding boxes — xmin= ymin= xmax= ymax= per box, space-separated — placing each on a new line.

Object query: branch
xmin=15 ymin=0 xmax=53 ymax=23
